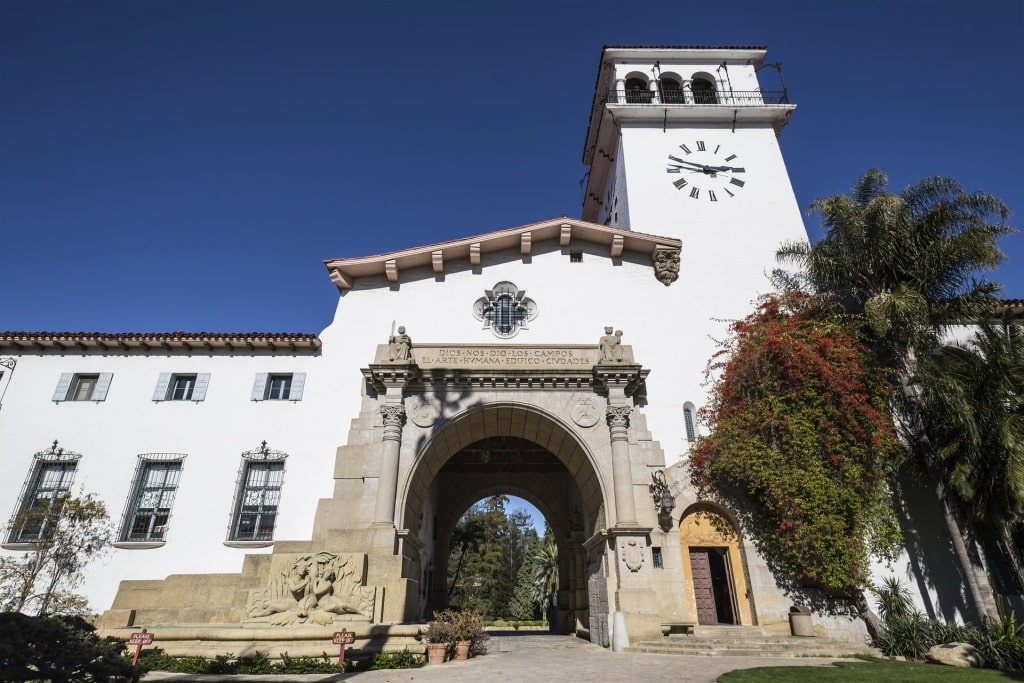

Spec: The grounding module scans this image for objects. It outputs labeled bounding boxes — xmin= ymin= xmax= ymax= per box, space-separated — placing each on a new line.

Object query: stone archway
xmin=678 ymin=504 xmax=753 ymax=627
xmin=398 ymin=404 xmax=608 ymax=635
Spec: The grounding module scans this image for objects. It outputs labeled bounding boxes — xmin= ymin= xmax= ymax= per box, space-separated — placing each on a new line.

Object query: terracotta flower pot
xmin=427 ymin=642 xmax=447 ymax=664
xmin=454 ymin=640 xmax=471 ymax=660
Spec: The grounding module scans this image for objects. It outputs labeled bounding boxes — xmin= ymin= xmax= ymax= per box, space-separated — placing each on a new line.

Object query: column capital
xmin=381 ymin=404 xmax=406 ymax=439
xmin=381 ymin=404 xmax=406 ymax=424
xmin=605 ymin=405 xmax=632 ymax=429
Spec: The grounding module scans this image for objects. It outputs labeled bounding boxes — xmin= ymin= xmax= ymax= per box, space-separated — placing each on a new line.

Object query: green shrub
xmin=873 ymin=607 xmax=1024 ymax=672
xmin=371 ymin=649 xmax=426 ymax=670
xmin=137 ymin=649 xmax=344 ymax=675
xmin=0 ymin=612 xmax=144 ymax=683
xmin=137 ymin=652 xmax=212 ymax=674
xmin=273 ymin=652 xmax=340 ymax=674
xmin=974 ymin=606 xmax=1024 ymax=672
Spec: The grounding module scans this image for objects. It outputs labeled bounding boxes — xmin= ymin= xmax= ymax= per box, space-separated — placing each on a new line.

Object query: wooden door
xmin=689 ymin=549 xmax=718 ymax=625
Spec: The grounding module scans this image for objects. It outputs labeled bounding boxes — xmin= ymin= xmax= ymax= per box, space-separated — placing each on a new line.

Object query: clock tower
xmin=581 ymin=45 xmax=809 ymax=307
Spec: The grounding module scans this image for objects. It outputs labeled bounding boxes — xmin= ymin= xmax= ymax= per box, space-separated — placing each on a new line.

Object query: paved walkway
xmin=144 ymin=633 xmax=867 ymax=683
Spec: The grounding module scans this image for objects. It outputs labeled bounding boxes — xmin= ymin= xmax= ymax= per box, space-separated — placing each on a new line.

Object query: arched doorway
xmin=397 ymin=403 xmax=610 ymax=640
xmin=678 ymin=504 xmax=753 ymax=626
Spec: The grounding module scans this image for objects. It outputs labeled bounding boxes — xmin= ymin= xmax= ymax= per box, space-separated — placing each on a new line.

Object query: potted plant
xmin=423 ymin=616 xmax=453 ymax=664
xmin=462 ymin=610 xmax=490 ymax=657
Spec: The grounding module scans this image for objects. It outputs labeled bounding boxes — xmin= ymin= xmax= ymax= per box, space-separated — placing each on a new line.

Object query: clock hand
xmin=668 ymin=164 xmax=712 ymax=174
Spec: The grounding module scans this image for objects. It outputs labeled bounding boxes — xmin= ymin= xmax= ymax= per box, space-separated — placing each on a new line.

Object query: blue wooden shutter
xmin=53 ymin=373 xmax=73 ymax=402
xmin=153 ymin=373 xmax=172 ymax=401
xmin=92 ymin=373 xmax=113 ymax=401
xmin=289 ymin=373 xmax=305 ymax=401
xmin=192 ymin=373 xmax=211 ymax=401
xmin=251 ymin=373 xmax=268 ymax=401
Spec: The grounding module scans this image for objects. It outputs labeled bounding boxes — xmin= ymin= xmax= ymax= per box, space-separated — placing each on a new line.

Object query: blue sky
xmin=2 ymin=0 xmax=1021 ymax=338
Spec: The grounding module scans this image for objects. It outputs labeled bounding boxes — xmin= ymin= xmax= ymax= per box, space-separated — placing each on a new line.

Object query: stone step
xmin=626 ymin=636 xmax=878 ymax=659
xmin=693 ymin=625 xmax=766 ymax=638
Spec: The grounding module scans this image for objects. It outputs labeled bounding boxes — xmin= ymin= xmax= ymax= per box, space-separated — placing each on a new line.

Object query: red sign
xmin=332 ymin=630 xmax=355 ymax=645
xmin=128 ymin=632 xmax=154 ymax=646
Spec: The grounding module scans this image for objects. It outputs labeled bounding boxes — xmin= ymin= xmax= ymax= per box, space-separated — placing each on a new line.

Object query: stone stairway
xmin=626 ymin=625 xmax=880 ymax=658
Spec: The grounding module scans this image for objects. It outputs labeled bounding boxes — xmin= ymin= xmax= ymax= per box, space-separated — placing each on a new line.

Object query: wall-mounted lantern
xmin=649 ymin=469 xmax=676 ymax=532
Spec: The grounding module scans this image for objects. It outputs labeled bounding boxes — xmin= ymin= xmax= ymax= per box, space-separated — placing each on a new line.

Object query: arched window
xmin=625 ymin=77 xmax=652 ymax=104
xmin=691 ymin=77 xmax=717 ymax=104
xmin=659 ymin=76 xmax=685 ymax=104
xmin=683 ymin=404 xmax=698 ymax=442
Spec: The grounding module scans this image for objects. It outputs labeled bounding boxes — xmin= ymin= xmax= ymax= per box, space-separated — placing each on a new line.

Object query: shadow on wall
xmin=896 ymin=469 xmax=978 ymax=624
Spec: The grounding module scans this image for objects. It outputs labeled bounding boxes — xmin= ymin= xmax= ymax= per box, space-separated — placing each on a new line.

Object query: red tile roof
xmin=0 ymin=331 xmax=321 ymax=352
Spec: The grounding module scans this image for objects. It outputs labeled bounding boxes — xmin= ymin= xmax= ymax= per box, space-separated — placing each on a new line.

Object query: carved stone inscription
xmin=373 ymin=343 xmax=634 ymax=367
xmin=418 ymin=347 xmax=593 ymax=367
xmin=245 ymin=552 xmax=376 ymax=626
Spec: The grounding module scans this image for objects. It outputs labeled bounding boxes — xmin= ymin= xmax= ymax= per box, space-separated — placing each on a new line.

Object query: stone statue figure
xmin=599 ymin=327 xmax=624 ymax=363
xmin=245 ymin=552 xmax=376 ymax=626
xmin=599 ymin=326 xmax=617 ymax=362
xmin=388 ymin=326 xmax=412 ymax=362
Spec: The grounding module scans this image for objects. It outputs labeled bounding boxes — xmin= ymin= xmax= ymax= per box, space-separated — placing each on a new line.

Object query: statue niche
xmin=245 ymin=552 xmax=376 ymax=626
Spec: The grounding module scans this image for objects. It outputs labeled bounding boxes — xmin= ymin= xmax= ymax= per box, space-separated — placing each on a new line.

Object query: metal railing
xmin=609 ymin=89 xmax=790 ymax=106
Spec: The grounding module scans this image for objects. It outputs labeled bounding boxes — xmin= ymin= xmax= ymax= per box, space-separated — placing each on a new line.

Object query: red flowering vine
xmin=691 ymin=294 xmax=904 ymax=590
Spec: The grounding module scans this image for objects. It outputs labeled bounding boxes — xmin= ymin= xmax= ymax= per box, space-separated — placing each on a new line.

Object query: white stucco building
xmin=1 ymin=45 xmax=1007 ymax=656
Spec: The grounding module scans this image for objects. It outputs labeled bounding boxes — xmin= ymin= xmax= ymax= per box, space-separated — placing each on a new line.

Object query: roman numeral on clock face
xmin=730 ymin=178 xmax=745 ymax=187
xmin=708 ymin=190 xmax=718 ymax=202
xmin=678 ymin=144 xmax=692 ymax=154
xmin=696 ymin=140 xmax=706 ymax=151
xmin=689 ymin=187 xmax=700 ymax=199
xmin=673 ymin=178 xmax=688 ymax=189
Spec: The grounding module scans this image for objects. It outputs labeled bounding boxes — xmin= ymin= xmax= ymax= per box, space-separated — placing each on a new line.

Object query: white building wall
xmin=0 ymin=350 xmax=337 ymax=612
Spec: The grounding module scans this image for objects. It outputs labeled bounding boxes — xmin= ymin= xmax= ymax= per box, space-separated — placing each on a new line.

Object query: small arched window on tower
xmin=683 ymin=403 xmax=699 ymax=443
xmin=659 ymin=76 xmax=685 ymax=104
xmin=691 ymin=77 xmax=718 ymax=104
xmin=625 ymin=76 xmax=653 ymax=104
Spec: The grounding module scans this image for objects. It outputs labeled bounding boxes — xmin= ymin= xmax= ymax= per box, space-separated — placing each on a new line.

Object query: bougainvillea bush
xmin=690 ymin=295 xmax=904 ymax=592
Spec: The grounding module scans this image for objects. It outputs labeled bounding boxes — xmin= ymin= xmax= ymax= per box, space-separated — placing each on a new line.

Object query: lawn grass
xmin=719 ymin=657 xmax=1024 ymax=682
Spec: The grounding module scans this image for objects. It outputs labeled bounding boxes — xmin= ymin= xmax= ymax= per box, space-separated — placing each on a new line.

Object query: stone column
xmin=606 ymin=405 xmax=638 ymax=526
xmin=372 ymin=403 xmax=406 ymax=526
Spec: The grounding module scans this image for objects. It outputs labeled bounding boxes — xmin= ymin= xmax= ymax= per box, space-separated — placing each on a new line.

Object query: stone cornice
xmin=323 ymin=217 xmax=681 ymax=291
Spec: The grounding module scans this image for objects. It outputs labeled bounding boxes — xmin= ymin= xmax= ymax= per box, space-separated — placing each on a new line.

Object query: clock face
xmin=665 ymin=140 xmax=747 ymax=202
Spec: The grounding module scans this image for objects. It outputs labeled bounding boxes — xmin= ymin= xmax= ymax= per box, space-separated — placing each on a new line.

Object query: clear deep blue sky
xmin=2 ymin=0 xmax=1022 ymax=335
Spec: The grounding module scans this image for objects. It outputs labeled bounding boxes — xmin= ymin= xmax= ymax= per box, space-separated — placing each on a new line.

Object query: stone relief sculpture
xmin=599 ymin=327 xmax=624 ymax=363
xmin=245 ymin=552 xmax=376 ymax=626
xmin=621 ymin=538 xmax=645 ymax=572
xmin=388 ymin=325 xmax=412 ymax=362
xmin=653 ymin=249 xmax=680 ymax=286
xmin=571 ymin=396 xmax=601 ymax=428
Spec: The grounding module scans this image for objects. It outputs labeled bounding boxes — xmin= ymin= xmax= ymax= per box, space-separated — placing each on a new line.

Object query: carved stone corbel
xmin=653 ymin=248 xmax=680 ymax=286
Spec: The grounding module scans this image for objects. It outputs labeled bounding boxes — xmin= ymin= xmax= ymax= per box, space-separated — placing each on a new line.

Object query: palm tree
xmin=777 ymin=169 xmax=1014 ymax=620
xmin=531 ymin=534 xmax=559 ymax=619
xmin=916 ymin=318 xmax=1024 ymax=579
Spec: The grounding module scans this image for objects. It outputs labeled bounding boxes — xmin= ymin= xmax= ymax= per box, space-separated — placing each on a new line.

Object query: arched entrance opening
xmin=397 ymin=404 xmax=608 ymax=638
xmin=443 ymin=492 xmax=555 ymax=627
xmin=678 ymin=504 xmax=754 ymax=627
